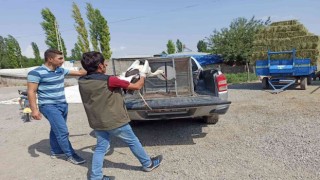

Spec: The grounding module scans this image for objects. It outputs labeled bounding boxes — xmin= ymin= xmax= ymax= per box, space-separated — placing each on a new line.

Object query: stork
xmin=125 ymin=60 xmax=167 ymax=80
xmin=118 ymin=60 xmax=153 ymax=110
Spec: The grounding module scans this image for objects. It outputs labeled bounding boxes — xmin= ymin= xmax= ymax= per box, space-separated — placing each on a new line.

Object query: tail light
xmin=216 ymin=73 xmax=227 ymax=92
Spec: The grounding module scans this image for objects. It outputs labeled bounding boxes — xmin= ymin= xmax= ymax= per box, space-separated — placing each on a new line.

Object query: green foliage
xmin=225 ymin=73 xmax=258 ymax=84
xmin=167 ymin=40 xmax=175 ymax=54
xmin=40 ymin=8 xmax=67 ymax=57
xmin=207 ymin=16 xmax=270 ymax=65
xmin=31 ymin=42 xmax=42 ymax=65
xmin=5 ymin=35 xmax=22 ymax=68
xmin=21 ymin=56 xmax=38 ymax=67
xmin=197 ymin=40 xmax=208 ymax=52
xmin=86 ymin=3 xmax=99 ymax=52
xmin=0 ymin=35 xmax=41 ymax=69
xmin=71 ymin=43 xmax=82 ymax=60
xmin=176 ymin=39 xmax=183 ymax=53
xmin=86 ymin=3 xmax=112 ymax=59
xmin=96 ymin=9 xmax=112 ymax=59
xmin=72 ymin=2 xmax=90 ymax=53
xmin=0 ymin=36 xmax=8 ymax=68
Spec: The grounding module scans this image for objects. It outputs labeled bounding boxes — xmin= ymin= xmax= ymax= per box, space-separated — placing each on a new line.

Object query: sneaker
xmin=67 ymin=154 xmax=86 ymax=165
xmin=142 ymin=155 xmax=163 ymax=172
xmin=50 ymin=153 xmax=65 ymax=159
xmin=102 ymin=175 xmax=115 ymax=180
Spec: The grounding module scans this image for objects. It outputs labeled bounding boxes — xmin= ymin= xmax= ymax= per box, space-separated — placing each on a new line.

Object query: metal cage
xmin=112 ymin=57 xmax=195 ymax=98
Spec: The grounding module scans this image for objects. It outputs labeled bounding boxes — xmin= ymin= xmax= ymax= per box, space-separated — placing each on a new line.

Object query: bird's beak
xmin=161 ymin=74 xmax=167 ymax=80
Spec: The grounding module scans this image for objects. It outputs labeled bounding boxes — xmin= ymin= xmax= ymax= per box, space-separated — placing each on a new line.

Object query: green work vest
xmin=78 ymin=73 xmax=130 ymax=130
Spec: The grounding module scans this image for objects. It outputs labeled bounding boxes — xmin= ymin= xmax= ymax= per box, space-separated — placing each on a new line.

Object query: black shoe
xmin=102 ymin=175 xmax=115 ymax=180
xmin=67 ymin=154 xmax=86 ymax=165
xmin=142 ymin=155 xmax=163 ymax=172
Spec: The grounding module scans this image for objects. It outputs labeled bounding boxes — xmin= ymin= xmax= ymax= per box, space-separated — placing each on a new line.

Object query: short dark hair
xmin=81 ymin=51 xmax=105 ymax=73
xmin=44 ymin=49 xmax=63 ymax=62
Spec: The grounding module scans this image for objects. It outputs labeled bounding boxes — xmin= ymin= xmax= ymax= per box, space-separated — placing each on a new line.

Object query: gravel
xmin=0 ymin=81 xmax=320 ymax=180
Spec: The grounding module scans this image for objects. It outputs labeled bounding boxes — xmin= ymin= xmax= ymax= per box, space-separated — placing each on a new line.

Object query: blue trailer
xmin=256 ymin=49 xmax=317 ymax=93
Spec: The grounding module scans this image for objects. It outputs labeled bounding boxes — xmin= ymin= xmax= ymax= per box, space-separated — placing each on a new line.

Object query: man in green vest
xmin=78 ymin=51 xmax=162 ymax=180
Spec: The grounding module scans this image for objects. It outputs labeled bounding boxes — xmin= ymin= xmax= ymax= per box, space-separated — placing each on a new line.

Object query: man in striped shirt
xmin=27 ymin=49 xmax=87 ymax=165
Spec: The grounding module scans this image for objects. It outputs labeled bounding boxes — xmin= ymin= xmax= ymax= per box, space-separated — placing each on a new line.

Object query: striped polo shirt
xmin=27 ymin=64 xmax=70 ymax=105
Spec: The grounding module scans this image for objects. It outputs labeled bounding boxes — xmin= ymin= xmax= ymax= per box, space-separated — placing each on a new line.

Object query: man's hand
xmin=31 ymin=109 xmax=42 ymax=120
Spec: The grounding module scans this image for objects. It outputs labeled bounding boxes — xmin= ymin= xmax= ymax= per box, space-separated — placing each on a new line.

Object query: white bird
xmin=147 ymin=69 xmax=167 ymax=80
xmin=125 ymin=60 xmax=150 ymax=76
xmin=118 ymin=60 xmax=153 ymax=110
xmin=125 ymin=60 xmax=167 ymax=80
xmin=118 ymin=72 xmax=139 ymax=82
xmin=118 ymin=60 xmax=149 ymax=82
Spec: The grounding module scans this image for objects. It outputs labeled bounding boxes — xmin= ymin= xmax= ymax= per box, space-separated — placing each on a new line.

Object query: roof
xmin=162 ymin=52 xmax=223 ymax=66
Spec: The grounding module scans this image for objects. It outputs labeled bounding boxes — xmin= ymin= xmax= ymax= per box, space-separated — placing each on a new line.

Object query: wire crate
xmin=112 ymin=57 xmax=195 ymax=97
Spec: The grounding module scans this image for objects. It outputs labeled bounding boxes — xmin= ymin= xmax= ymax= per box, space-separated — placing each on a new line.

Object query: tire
xmin=300 ymin=77 xmax=307 ymax=90
xmin=203 ymin=114 xmax=219 ymax=124
xmin=307 ymin=76 xmax=312 ymax=85
xmin=262 ymin=77 xmax=269 ymax=89
xmin=25 ymin=113 xmax=31 ymax=122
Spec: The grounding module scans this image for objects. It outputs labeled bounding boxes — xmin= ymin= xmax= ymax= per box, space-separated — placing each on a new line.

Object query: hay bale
xmin=251 ymin=19 xmax=320 ymax=66
xmin=270 ymin=20 xmax=298 ymax=26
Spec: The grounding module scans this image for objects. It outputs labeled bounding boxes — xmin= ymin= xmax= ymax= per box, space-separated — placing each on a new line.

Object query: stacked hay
xmin=251 ymin=20 xmax=320 ymax=66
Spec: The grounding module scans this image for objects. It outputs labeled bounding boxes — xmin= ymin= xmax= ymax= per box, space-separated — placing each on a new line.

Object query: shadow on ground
xmin=228 ymin=80 xmax=320 ymax=91
xmin=27 ymin=118 xmax=208 ymax=174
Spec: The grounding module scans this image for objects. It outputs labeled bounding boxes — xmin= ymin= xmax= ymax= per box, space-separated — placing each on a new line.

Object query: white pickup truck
xmin=111 ymin=56 xmax=231 ymax=124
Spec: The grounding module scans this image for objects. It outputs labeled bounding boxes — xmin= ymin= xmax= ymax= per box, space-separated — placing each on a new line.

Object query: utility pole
xmin=54 ymin=20 xmax=63 ymax=51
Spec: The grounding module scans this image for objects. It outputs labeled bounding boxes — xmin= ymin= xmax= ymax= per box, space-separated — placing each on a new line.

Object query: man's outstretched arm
xmin=69 ymin=69 xmax=87 ymax=76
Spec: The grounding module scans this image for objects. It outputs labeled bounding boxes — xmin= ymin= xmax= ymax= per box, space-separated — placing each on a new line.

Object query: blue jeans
xmin=90 ymin=124 xmax=151 ymax=180
xmin=39 ymin=103 xmax=75 ymax=157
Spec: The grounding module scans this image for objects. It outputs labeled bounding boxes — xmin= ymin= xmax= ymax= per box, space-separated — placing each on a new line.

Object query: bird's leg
xmin=138 ymin=92 xmax=152 ymax=110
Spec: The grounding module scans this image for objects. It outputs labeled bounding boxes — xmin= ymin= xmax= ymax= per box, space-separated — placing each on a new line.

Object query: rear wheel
xmin=262 ymin=77 xmax=269 ymax=89
xmin=25 ymin=113 xmax=31 ymax=122
xmin=300 ymin=77 xmax=307 ymax=90
xmin=307 ymin=76 xmax=312 ymax=85
xmin=202 ymin=114 xmax=219 ymax=124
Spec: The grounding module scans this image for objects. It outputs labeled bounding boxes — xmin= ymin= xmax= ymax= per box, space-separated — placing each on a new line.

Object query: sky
xmin=0 ymin=0 xmax=319 ymax=59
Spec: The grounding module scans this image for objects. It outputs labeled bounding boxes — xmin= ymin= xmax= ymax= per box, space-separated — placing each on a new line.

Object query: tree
xmin=96 ymin=9 xmax=112 ymax=59
xmin=40 ymin=8 xmax=67 ymax=57
xmin=71 ymin=43 xmax=82 ymax=60
xmin=86 ymin=3 xmax=99 ymax=52
xmin=206 ymin=16 xmax=270 ymax=65
xmin=167 ymin=40 xmax=175 ymax=54
xmin=72 ymin=2 xmax=90 ymax=53
xmin=5 ymin=35 xmax=22 ymax=68
xmin=31 ymin=42 xmax=41 ymax=65
xmin=0 ymin=36 xmax=7 ymax=68
xmin=176 ymin=39 xmax=183 ymax=53
xmin=197 ymin=40 xmax=208 ymax=52
xmin=86 ymin=3 xmax=112 ymax=59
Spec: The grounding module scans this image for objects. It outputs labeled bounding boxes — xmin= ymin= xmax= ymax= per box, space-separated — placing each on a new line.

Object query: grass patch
xmin=225 ymin=73 xmax=258 ymax=84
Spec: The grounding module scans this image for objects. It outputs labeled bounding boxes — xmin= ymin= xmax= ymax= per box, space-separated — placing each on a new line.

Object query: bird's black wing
xmin=127 ymin=75 xmax=140 ymax=95
xmin=125 ymin=69 xmax=140 ymax=77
